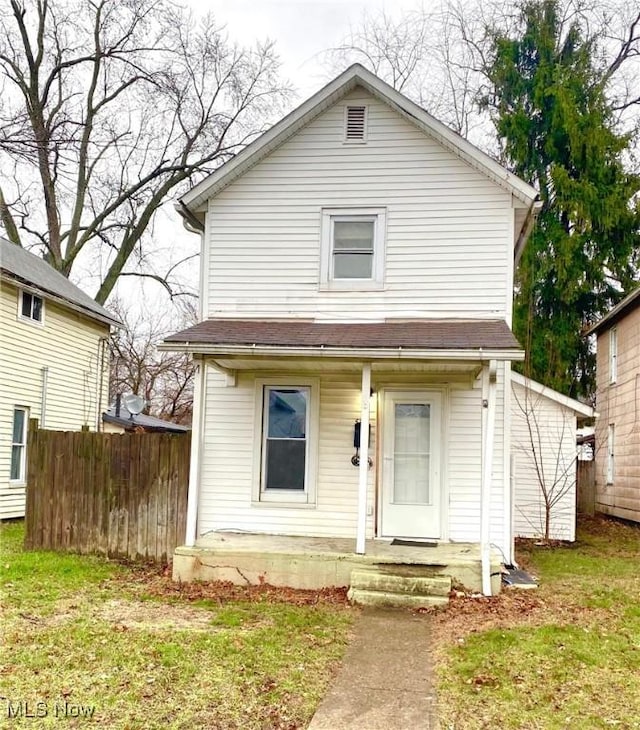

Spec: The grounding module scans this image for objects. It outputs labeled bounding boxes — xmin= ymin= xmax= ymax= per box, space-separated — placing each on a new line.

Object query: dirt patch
xmin=96 ymin=598 xmax=220 ymax=631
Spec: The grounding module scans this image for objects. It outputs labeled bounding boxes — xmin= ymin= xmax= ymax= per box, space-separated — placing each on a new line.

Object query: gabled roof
xmin=511 ymin=371 xmax=594 ymax=418
xmin=103 ymin=403 xmax=190 ymax=433
xmin=584 ymin=286 xmax=640 ymax=336
xmin=177 ymin=64 xmax=539 ymax=240
xmin=162 ymin=318 xmax=524 ymax=360
xmin=0 ymin=236 xmax=120 ymax=327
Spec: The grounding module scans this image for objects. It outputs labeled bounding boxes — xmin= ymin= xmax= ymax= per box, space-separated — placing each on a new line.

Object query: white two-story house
xmin=163 ymin=65 xmax=541 ymax=597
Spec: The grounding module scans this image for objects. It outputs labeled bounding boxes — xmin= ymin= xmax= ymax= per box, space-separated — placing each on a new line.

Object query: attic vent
xmin=345 ymin=106 xmax=367 ymax=141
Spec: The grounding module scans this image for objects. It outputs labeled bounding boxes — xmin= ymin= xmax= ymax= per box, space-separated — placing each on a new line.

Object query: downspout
xmin=185 ymin=358 xmax=207 ymax=547
xmin=481 ymin=360 xmax=498 ymax=596
xmin=356 ymin=362 xmax=371 ymax=554
xmin=175 ymin=201 xmax=207 ymax=321
xmin=40 ymin=366 xmax=48 ymax=428
xmin=95 ymin=336 xmax=108 ymax=431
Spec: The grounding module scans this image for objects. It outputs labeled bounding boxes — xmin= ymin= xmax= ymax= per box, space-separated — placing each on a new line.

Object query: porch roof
xmin=162 ymin=318 xmax=523 ymax=361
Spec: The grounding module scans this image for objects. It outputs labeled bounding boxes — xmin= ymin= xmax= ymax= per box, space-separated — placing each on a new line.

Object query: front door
xmin=381 ymin=391 xmax=442 ymax=539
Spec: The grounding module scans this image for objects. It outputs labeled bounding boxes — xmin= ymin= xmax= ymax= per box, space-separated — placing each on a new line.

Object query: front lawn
xmin=0 ymin=522 xmax=353 ymax=729
xmin=433 ymin=516 xmax=640 ymax=729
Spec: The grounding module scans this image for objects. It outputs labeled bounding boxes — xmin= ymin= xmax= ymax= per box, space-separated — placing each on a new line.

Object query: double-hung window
xmin=254 ymin=379 xmax=318 ymax=505
xmin=609 ymin=328 xmax=617 ymax=384
xmin=19 ymin=290 xmax=44 ymax=323
xmin=607 ymin=424 xmax=615 ymax=485
xmin=320 ymin=207 xmax=386 ymax=290
xmin=10 ymin=408 xmax=28 ymax=483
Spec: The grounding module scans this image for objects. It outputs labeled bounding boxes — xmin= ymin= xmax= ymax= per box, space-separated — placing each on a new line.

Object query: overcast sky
xmin=198 ymin=0 xmax=426 ymax=99
xmin=113 ymin=0 xmax=430 ymax=318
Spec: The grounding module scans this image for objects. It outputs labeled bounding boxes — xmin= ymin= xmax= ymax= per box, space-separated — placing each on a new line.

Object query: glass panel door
xmin=393 ymin=404 xmax=431 ymax=505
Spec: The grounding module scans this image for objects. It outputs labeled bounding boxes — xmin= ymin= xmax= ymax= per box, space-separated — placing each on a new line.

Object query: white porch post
xmin=185 ymin=359 xmax=207 ymax=547
xmin=356 ymin=362 xmax=371 ymax=555
xmin=480 ymin=360 xmax=497 ymax=596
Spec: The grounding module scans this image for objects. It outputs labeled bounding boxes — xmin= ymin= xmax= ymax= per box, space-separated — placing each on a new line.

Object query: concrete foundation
xmin=173 ymin=533 xmax=502 ymax=594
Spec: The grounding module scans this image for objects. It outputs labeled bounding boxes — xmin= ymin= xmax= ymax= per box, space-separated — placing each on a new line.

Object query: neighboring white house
xmin=163 ymin=64 xmax=542 ymax=594
xmin=0 ymin=237 xmax=120 ymax=519
xmin=511 ymin=372 xmax=595 ymax=542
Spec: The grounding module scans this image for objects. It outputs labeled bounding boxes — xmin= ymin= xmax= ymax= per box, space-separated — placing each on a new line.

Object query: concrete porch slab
xmin=172 ymin=532 xmax=503 ymax=594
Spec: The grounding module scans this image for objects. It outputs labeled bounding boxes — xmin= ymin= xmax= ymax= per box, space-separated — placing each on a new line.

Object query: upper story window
xmin=320 ymin=207 xmax=386 ymax=290
xmin=609 ymin=327 xmax=617 ymax=384
xmin=19 ymin=290 xmax=44 ymax=324
xmin=344 ymin=105 xmax=367 ymax=142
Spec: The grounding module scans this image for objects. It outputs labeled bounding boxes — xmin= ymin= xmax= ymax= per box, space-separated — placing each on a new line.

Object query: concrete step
xmin=347 ymin=587 xmax=449 ymax=608
xmin=350 ymin=569 xmax=452 ymax=597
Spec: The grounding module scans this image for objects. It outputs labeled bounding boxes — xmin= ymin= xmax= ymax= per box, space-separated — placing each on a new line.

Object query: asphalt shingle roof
xmin=165 ymin=318 xmax=521 ymax=351
xmin=0 ymin=236 xmax=120 ymax=326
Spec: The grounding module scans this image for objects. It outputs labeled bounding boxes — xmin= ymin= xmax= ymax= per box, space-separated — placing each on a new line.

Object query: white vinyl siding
xmin=511 ymin=378 xmax=578 ymax=541
xmin=0 ymin=281 xmax=110 ymax=519
xmin=197 ymin=363 xmax=510 ymax=556
xmin=447 ymin=365 xmax=506 ymax=548
xmin=205 ymin=88 xmax=514 ymax=321
xmin=199 ymin=369 xmax=377 ymax=539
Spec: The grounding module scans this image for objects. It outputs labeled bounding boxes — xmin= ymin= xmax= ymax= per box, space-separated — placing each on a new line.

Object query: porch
xmin=173 ymin=532 xmax=504 ymax=598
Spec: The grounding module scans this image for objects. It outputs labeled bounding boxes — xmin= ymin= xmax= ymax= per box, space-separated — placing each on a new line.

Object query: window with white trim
xmin=609 ymin=327 xmax=617 ymax=384
xmin=254 ymin=379 xmax=318 ymax=505
xmin=10 ymin=407 xmax=28 ymax=483
xmin=19 ymin=290 xmax=44 ymax=323
xmin=320 ymin=207 xmax=386 ymax=290
xmin=607 ymin=423 xmax=615 ymax=485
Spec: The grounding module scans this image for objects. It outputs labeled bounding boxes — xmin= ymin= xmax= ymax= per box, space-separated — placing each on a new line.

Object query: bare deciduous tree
xmin=0 ymin=0 xmax=290 ymax=303
xmin=108 ymin=298 xmax=196 ymax=425
xmin=512 ymin=381 xmax=582 ymax=541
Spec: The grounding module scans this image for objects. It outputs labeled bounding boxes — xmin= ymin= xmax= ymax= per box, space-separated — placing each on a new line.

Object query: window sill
xmin=251 ymin=500 xmax=317 ymax=509
xmin=8 ymin=480 xmax=26 ymax=487
xmin=17 ymin=315 xmax=44 ymax=327
xmin=319 ymin=281 xmax=384 ymax=292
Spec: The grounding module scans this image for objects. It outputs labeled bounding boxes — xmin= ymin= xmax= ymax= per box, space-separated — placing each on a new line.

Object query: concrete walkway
xmin=307 ymin=608 xmax=439 ymax=729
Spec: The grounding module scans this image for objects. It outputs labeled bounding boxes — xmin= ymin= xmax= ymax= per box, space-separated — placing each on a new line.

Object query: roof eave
xmin=1 ymin=271 xmax=121 ymax=328
xmin=584 ymin=286 xmax=640 ymax=336
xmin=510 ymin=371 xmax=594 ymax=417
xmin=159 ymin=341 xmax=525 ymax=361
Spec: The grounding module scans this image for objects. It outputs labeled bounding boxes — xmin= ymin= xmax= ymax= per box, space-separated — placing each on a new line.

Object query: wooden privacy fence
xmin=25 ymin=421 xmax=190 ymax=562
xmin=576 ymin=460 xmax=596 ymax=516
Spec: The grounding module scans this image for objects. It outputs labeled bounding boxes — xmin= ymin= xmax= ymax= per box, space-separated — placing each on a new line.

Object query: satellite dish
xmin=122 ymin=393 xmax=145 ymax=417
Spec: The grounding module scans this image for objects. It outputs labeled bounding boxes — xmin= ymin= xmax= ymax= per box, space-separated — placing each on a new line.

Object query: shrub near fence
xmin=25 ymin=421 xmax=190 ymax=562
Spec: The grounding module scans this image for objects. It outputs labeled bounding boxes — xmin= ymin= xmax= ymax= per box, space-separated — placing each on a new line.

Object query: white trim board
xmin=510 ymin=372 xmax=594 ymax=418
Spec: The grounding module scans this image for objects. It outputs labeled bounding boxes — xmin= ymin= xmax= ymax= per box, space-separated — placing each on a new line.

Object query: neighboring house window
xmin=609 ymin=327 xmax=617 ymax=384
xmin=10 ymin=408 xmax=28 ymax=482
xmin=344 ymin=105 xmax=367 ymax=142
xmin=254 ymin=379 xmax=319 ymax=505
xmin=320 ymin=207 xmax=386 ymax=290
xmin=607 ymin=424 xmax=615 ymax=485
xmin=19 ymin=290 xmax=44 ymax=323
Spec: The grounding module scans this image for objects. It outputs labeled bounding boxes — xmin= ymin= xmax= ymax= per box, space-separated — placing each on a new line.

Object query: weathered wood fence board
xmin=576 ymin=460 xmax=596 ymax=516
xmin=25 ymin=421 xmax=190 ymax=562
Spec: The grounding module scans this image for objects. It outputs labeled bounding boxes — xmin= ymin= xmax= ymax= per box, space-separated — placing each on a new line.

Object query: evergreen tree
xmin=484 ymin=0 xmax=639 ymax=398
